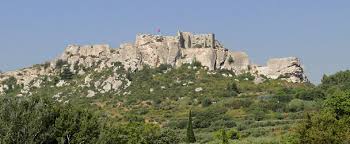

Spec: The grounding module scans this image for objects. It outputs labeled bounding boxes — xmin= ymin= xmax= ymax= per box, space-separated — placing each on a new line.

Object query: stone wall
xmin=178 ymin=32 xmax=215 ymax=48
xmin=178 ymin=48 xmax=216 ymax=70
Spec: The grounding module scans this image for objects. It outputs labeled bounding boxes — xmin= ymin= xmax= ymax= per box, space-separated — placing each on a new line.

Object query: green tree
xmin=153 ymin=128 xmax=180 ymax=144
xmin=324 ymin=89 xmax=350 ymax=117
xmin=56 ymin=59 xmax=68 ymax=69
xmin=227 ymin=129 xmax=240 ymax=140
xmin=2 ymin=76 xmax=19 ymax=94
xmin=295 ymin=89 xmax=325 ymax=100
xmin=60 ymin=67 xmax=74 ymax=80
xmin=320 ymin=70 xmax=350 ymax=90
xmin=214 ymin=128 xmax=240 ymax=143
xmin=293 ymin=89 xmax=350 ymax=143
xmin=0 ymin=94 xmax=180 ymax=144
xmin=287 ymin=99 xmax=305 ymax=112
xmin=98 ymin=122 xmax=179 ymax=144
xmin=54 ymin=105 xmax=100 ymax=144
xmin=187 ymin=110 xmax=196 ymax=143
xmin=0 ymin=96 xmax=58 ymax=143
xmin=294 ymin=110 xmax=350 ymax=144
xmin=225 ymin=82 xmax=239 ymax=97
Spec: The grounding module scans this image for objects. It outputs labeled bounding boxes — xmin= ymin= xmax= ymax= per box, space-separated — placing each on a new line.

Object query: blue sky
xmin=0 ymin=0 xmax=349 ymax=83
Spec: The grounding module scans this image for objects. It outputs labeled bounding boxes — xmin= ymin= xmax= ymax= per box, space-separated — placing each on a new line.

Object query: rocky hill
xmin=0 ymin=31 xmax=329 ymax=144
xmin=0 ymin=31 xmax=307 ymax=96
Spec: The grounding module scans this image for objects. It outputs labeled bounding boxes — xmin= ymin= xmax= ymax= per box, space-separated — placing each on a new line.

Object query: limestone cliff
xmin=0 ymin=31 xmax=308 ymax=95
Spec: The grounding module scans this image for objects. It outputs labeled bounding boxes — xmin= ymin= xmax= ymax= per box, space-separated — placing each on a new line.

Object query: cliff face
xmin=57 ymin=32 xmax=252 ymax=73
xmin=0 ymin=31 xmax=308 ymax=95
xmin=252 ymin=57 xmax=307 ymax=83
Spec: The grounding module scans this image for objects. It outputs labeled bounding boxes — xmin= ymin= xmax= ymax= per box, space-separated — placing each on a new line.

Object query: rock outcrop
xmin=53 ymin=31 xmax=253 ymax=73
xmin=252 ymin=57 xmax=307 ymax=83
xmin=0 ymin=31 xmax=308 ymax=96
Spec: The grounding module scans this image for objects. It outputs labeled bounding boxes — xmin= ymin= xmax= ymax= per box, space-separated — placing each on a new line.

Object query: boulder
xmin=195 ymin=87 xmax=203 ymax=92
xmin=87 ymin=90 xmax=96 ymax=97
xmin=56 ymin=80 xmax=66 ymax=87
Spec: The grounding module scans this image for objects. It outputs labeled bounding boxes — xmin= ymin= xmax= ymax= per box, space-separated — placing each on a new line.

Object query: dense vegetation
xmin=0 ymin=63 xmax=349 ymax=143
xmin=0 ymin=95 xmax=179 ymax=144
xmin=289 ymin=70 xmax=350 ymax=143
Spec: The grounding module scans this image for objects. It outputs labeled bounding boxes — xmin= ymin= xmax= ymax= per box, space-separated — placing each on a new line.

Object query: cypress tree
xmin=187 ymin=110 xmax=196 ymax=143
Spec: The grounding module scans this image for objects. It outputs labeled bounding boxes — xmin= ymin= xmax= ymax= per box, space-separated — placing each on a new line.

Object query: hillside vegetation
xmin=0 ymin=62 xmax=349 ymax=143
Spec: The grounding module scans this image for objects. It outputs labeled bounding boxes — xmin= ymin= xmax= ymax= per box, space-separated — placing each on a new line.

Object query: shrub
xmin=251 ymin=109 xmax=266 ymax=121
xmin=134 ymin=109 xmax=149 ymax=115
xmin=272 ymin=94 xmax=293 ymax=103
xmin=153 ymin=99 xmax=162 ymax=105
xmin=292 ymin=88 xmax=350 ymax=143
xmin=320 ymin=70 xmax=350 ymax=90
xmin=237 ymin=73 xmax=255 ymax=81
xmin=154 ymin=128 xmax=180 ymax=144
xmin=296 ymin=89 xmax=325 ymax=100
xmin=60 ymin=67 xmax=74 ymax=80
xmin=201 ymin=98 xmax=212 ymax=107
xmin=277 ymin=74 xmax=290 ymax=79
xmin=192 ymin=59 xmax=202 ymax=67
xmin=228 ymin=56 xmax=234 ymax=64
xmin=237 ymin=123 xmax=248 ymax=131
xmin=287 ymin=99 xmax=305 ymax=112
xmin=263 ymin=99 xmax=285 ymax=112
xmin=210 ymin=120 xmax=236 ymax=131
xmin=55 ymin=59 xmax=67 ymax=69
xmin=224 ymin=98 xmax=253 ymax=109
xmin=224 ymin=91 xmax=238 ymax=97
xmin=227 ymin=129 xmax=240 ymax=140
xmin=2 ymin=76 xmax=19 ymax=94
xmin=294 ymin=111 xmax=350 ymax=144
xmin=54 ymin=106 xmax=101 ymax=144
xmin=324 ymin=89 xmax=350 ymax=117
xmin=193 ymin=107 xmax=229 ymax=128
xmin=0 ymin=96 xmax=101 ymax=144
xmin=99 ymin=123 xmax=179 ymax=144
xmin=43 ymin=61 xmax=51 ymax=69
xmin=112 ymin=61 xmax=124 ymax=67
xmin=213 ymin=128 xmax=240 ymax=142
xmin=225 ymin=82 xmax=240 ymax=97
xmin=125 ymin=115 xmax=144 ymax=122
xmin=156 ymin=64 xmax=172 ymax=73
xmin=229 ymin=82 xmax=239 ymax=93
xmin=273 ymin=112 xmax=284 ymax=120
xmin=250 ymin=129 xmax=267 ymax=137
xmin=166 ymin=119 xmax=187 ymax=129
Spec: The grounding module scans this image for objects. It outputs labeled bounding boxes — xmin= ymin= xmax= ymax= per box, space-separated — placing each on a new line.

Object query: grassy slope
xmin=3 ymin=63 xmax=319 ymax=143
